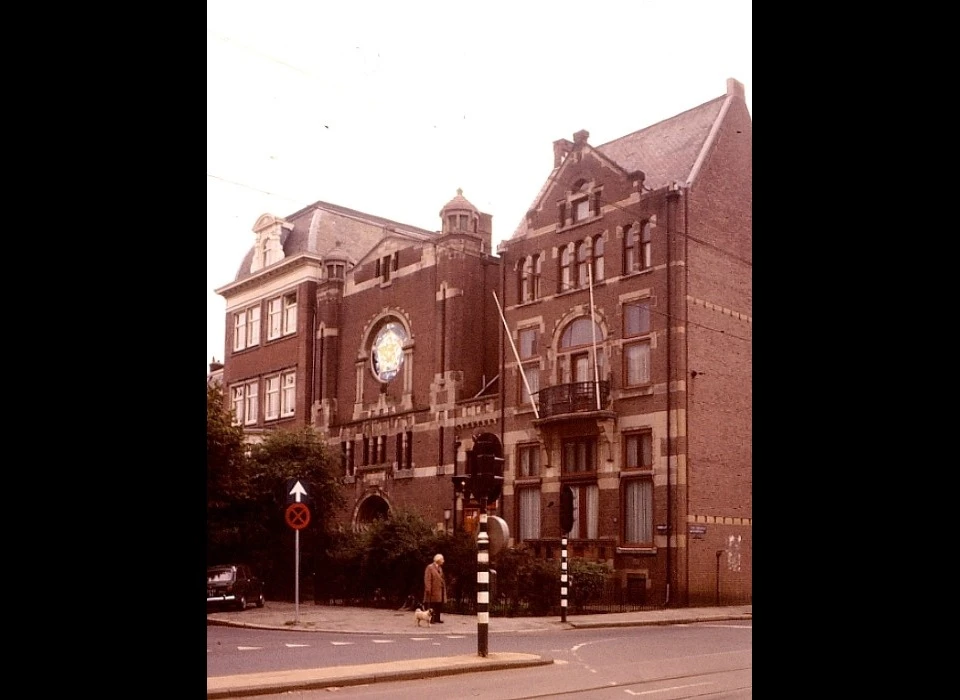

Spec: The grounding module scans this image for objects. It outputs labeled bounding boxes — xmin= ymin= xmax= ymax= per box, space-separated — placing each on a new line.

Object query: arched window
xmin=559 ymin=317 xmax=606 ymax=383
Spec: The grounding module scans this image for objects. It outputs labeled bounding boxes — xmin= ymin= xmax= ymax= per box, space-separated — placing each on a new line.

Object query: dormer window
xmin=326 ymin=262 xmax=345 ymax=279
xmin=250 ymin=214 xmax=292 ymax=273
xmin=574 ymin=197 xmax=590 ymax=222
xmin=558 ymin=181 xmax=602 ymax=228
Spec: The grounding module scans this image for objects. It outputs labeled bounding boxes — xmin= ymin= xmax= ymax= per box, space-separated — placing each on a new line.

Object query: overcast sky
xmin=207 ymin=0 xmax=752 ymax=373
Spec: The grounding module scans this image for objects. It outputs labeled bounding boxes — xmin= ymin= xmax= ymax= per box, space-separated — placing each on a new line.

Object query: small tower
xmin=439 ymin=189 xmax=492 ymax=253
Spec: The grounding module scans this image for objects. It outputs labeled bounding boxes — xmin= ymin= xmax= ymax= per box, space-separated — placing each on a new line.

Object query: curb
xmin=207 ymin=653 xmax=553 ymax=698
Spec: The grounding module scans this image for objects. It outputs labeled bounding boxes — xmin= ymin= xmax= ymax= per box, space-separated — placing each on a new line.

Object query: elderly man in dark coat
xmin=423 ymin=553 xmax=447 ymax=623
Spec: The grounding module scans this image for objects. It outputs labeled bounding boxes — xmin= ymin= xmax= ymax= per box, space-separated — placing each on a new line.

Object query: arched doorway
xmin=355 ymin=493 xmax=390 ymax=531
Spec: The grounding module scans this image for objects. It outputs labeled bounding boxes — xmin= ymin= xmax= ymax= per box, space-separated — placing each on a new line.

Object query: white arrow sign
xmin=289 ymin=480 xmax=308 ymax=502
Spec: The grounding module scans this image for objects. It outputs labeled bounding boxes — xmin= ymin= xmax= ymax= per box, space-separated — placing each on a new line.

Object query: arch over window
xmin=561 ymin=317 xmax=604 ymax=349
xmin=558 ymin=316 xmax=606 ymax=384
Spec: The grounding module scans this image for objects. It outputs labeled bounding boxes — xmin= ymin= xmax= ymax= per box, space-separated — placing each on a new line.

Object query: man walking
xmin=423 ymin=553 xmax=447 ymax=623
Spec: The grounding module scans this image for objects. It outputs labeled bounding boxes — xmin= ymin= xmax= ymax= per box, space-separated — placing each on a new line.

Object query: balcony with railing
xmin=535 ymin=381 xmax=611 ymax=420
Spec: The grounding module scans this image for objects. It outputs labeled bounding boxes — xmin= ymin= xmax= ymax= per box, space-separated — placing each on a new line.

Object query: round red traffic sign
xmin=285 ymin=503 xmax=311 ymax=530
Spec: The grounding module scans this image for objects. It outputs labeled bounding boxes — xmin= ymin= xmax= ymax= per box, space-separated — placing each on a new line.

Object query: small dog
xmin=414 ymin=605 xmax=434 ymax=626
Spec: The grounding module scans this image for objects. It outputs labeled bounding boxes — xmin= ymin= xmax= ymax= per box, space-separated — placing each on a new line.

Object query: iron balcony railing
xmin=536 ymin=381 xmax=610 ymax=418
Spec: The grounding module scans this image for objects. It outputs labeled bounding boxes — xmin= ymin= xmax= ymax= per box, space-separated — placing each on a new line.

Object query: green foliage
xmin=206 ymin=383 xmax=247 ymax=507
xmin=362 ymin=511 xmax=438 ymax=601
xmin=493 ymin=544 xmax=558 ymax=615
xmin=206 ymin=418 xmax=346 ymax=599
xmin=314 ymin=511 xmax=465 ymax=607
xmin=241 ymin=426 xmax=346 ymax=598
xmin=207 ymin=383 xmax=250 ymax=563
xmin=568 ymin=558 xmax=609 ymax=607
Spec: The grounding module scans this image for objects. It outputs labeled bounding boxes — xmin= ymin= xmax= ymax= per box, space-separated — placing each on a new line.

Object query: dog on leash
xmin=414 ymin=604 xmax=434 ymax=626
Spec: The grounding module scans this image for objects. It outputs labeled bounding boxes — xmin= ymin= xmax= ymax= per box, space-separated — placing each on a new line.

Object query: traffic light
xmin=560 ymin=485 xmax=574 ymax=534
xmin=467 ymin=432 xmax=504 ymax=501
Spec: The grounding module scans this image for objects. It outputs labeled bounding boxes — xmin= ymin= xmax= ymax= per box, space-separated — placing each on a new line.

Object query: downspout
xmin=498 ymin=250 xmax=506 ymax=442
xmin=664 ymin=184 xmax=681 ymax=607
xmin=683 ymin=187 xmax=691 ymax=604
xmin=311 ymin=302 xmax=317 ymax=418
xmin=499 ymin=253 xmax=506 ymax=518
xmin=436 ymin=242 xmax=446 ymax=473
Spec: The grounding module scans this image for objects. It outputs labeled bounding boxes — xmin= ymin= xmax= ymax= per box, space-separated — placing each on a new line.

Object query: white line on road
xmin=625 ymin=682 xmax=711 ymax=696
xmin=372 ymin=639 xmax=395 ymax=644
xmin=330 ymin=641 xmax=354 ymax=646
xmin=236 ymin=646 xmax=262 ymax=651
xmin=284 ymin=643 xmax=311 ymax=648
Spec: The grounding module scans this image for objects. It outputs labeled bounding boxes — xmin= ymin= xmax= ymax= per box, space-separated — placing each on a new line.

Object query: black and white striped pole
xmin=467 ymin=432 xmax=504 ymax=658
xmin=560 ymin=485 xmax=574 ymax=623
xmin=560 ymin=535 xmax=568 ymax=623
xmin=477 ymin=498 xmax=489 ymax=657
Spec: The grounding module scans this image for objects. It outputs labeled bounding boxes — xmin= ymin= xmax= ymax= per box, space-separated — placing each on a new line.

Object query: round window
xmin=371 ymin=321 xmax=407 ymax=383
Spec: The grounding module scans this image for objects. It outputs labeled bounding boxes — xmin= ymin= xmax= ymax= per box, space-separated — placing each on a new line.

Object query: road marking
xmin=625 ymin=682 xmax=711 ymax=696
xmin=372 ymin=639 xmax=395 ymax=644
xmin=330 ymin=641 xmax=354 ymax=646
xmin=284 ymin=643 xmax=311 ymax=648
xmin=410 ymin=637 xmax=430 ymax=641
xmin=445 ymin=635 xmax=466 ymax=639
xmin=237 ymin=646 xmax=262 ymax=651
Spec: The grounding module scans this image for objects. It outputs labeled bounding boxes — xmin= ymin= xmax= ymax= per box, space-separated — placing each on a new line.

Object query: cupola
xmin=439 ymin=188 xmax=479 ymax=234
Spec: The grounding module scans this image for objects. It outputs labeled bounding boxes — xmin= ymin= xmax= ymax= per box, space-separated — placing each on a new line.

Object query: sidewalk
xmin=207 ymin=602 xmax=752 ymax=698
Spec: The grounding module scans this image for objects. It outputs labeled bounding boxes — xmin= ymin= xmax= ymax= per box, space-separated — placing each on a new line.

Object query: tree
xmin=207 ymin=383 xmax=248 ymax=563
xmin=207 ymin=383 xmax=247 ymax=502
xmin=244 ymin=426 xmax=345 ymax=599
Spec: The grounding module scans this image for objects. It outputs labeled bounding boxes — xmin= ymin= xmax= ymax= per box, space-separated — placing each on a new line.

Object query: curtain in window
xmin=624 ymin=480 xmax=653 ymax=543
xmin=626 ymin=342 xmax=650 ymax=385
xmin=519 ymin=487 xmax=541 ymax=540
xmin=586 ymin=484 xmax=598 ymax=539
xmin=570 ymin=486 xmax=581 ymax=538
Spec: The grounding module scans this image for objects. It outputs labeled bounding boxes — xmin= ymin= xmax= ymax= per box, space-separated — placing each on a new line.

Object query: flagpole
xmin=492 ymin=291 xmax=540 ymax=419
xmin=588 ymin=264 xmax=601 ymax=410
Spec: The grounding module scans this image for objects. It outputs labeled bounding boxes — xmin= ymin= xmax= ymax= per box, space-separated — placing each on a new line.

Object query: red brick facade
xmin=215 ymin=80 xmax=751 ymax=607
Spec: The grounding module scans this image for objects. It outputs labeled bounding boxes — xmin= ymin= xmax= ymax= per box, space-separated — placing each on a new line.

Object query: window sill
xmin=514 ymin=477 xmax=542 ymax=485
xmin=618 ymin=385 xmax=654 ymax=397
xmin=516 ymin=298 xmax=543 ymax=308
xmin=616 ymin=546 xmax=657 ymax=555
xmin=393 ymin=468 xmax=414 ymax=479
xmin=557 ymin=216 xmax=601 ymax=233
xmin=621 ymin=268 xmax=653 ymax=280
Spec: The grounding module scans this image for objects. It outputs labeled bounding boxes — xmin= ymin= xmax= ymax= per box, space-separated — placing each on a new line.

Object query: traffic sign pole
xmin=284 ymin=479 xmax=311 ymax=625
xmin=295 ymin=528 xmax=300 ymax=624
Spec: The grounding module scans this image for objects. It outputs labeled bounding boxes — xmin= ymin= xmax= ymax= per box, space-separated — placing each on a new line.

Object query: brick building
xmin=214 ymin=78 xmax=751 ymax=607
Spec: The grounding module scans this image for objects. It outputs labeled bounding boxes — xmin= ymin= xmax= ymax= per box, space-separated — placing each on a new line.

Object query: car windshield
xmin=207 ymin=568 xmax=235 ymax=583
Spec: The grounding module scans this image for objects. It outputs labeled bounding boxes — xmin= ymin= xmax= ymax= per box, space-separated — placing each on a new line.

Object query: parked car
xmin=207 ymin=564 xmax=265 ymax=611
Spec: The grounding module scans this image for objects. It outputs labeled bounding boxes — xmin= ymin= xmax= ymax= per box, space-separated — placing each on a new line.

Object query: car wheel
xmin=256 ymin=593 xmax=265 ymax=608
xmin=236 ymin=595 xmax=247 ymax=611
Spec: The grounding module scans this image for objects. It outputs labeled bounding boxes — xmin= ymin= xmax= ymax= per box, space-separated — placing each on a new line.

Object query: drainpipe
xmin=498 ymin=248 xmax=506 ymax=517
xmin=664 ymin=184 xmax=681 ymax=606
xmin=683 ymin=188 xmax=691 ymax=603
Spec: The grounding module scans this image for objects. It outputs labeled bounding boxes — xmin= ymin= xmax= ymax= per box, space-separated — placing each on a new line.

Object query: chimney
xmin=573 ymin=129 xmax=590 ymax=147
xmin=727 ymin=78 xmax=745 ymax=98
xmin=209 ymin=357 xmax=224 ymax=373
xmin=553 ymin=138 xmax=573 ymax=168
